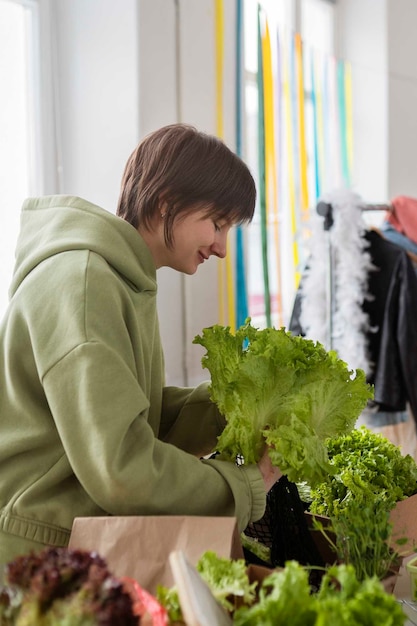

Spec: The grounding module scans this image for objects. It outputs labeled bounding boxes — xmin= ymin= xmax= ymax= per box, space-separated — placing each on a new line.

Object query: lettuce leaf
xmin=234 ymin=560 xmax=316 ymax=626
xmin=196 ymin=551 xmax=257 ymax=611
xmin=193 ymin=320 xmax=373 ymax=486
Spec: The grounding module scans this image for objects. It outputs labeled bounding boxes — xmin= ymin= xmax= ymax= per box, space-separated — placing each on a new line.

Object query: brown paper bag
xmin=68 ymin=516 xmax=243 ymax=595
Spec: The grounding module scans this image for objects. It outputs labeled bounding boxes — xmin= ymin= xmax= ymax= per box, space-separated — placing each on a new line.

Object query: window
xmin=242 ymin=0 xmax=337 ymax=329
xmin=0 ymin=0 xmax=41 ymax=316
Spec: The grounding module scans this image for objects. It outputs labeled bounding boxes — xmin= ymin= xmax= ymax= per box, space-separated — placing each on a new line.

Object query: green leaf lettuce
xmin=193 ymin=320 xmax=373 ymax=486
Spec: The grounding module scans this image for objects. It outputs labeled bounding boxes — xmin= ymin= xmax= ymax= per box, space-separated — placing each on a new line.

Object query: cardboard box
xmin=389 ymin=493 xmax=417 ymax=555
xmin=304 ymin=511 xmax=337 ymax=565
xmin=305 ymin=494 xmax=417 ymax=567
xmin=68 ymin=516 xmax=243 ymax=595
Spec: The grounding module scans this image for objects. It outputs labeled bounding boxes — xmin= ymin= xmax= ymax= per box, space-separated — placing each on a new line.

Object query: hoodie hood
xmin=10 ymin=195 xmax=156 ymax=298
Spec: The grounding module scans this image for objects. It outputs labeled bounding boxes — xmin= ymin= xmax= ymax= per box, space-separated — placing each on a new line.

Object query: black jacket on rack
xmin=289 ymin=228 xmax=417 ymax=422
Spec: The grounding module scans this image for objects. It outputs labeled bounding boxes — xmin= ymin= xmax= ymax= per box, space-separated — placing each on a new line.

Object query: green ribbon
xmin=338 ymin=60 xmax=350 ymax=186
xmin=235 ymin=0 xmax=249 ymax=328
xmin=257 ymin=4 xmax=271 ymax=327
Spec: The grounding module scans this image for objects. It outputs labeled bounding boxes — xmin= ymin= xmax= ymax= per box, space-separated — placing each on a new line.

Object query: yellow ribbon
xmin=215 ymin=0 xmax=224 ymax=140
xmin=262 ymin=16 xmax=283 ymax=326
xmin=295 ymin=33 xmax=309 ymax=218
xmin=283 ymin=33 xmax=299 ymax=288
xmin=215 ymin=0 xmax=235 ymax=330
xmin=262 ymin=17 xmax=276 ymax=221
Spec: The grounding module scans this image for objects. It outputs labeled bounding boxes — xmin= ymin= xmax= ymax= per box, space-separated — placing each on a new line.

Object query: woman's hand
xmin=257 ymin=446 xmax=283 ymax=492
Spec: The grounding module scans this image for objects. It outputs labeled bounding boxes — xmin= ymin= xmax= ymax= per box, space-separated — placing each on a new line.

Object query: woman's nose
xmin=211 ymin=234 xmax=228 ymax=259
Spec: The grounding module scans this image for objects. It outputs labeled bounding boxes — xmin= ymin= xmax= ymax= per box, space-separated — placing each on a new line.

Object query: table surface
xmin=400 ymin=601 xmax=417 ymax=626
xmin=394 ymin=556 xmax=417 ymax=625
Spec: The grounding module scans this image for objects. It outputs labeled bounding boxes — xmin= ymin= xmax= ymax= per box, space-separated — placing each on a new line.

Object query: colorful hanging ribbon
xmin=235 ymin=0 xmax=249 ymax=328
xmin=328 ymin=55 xmax=342 ymax=186
xmin=315 ymin=51 xmax=326 ymax=199
xmin=262 ymin=13 xmax=283 ymax=326
xmin=257 ymin=5 xmax=271 ymax=327
xmin=337 ymin=59 xmax=351 ymax=186
xmin=310 ymin=48 xmax=321 ymax=201
xmin=295 ymin=33 xmax=309 ymax=218
xmin=262 ymin=17 xmax=276 ymax=224
xmin=215 ymin=0 xmax=224 ymax=140
xmin=215 ymin=0 xmax=236 ymax=330
xmin=290 ymin=33 xmax=303 ymax=283
xmin=282 ymin=31 xmax=300 ymax=289
xmin=274 ymin=28 xmax=284 ymax=326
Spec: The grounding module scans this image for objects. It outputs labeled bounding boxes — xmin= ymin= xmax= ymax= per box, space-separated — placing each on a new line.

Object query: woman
xmin=0 ymin=123 xmax=281 ymax=571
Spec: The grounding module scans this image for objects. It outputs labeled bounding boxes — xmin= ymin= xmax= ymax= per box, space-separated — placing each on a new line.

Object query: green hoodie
xmin=0 ymin=196 xmax=265 ymax=568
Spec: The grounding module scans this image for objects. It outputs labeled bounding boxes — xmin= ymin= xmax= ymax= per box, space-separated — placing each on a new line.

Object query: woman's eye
xmin=214 ymin=222 xmax=221 ymax=232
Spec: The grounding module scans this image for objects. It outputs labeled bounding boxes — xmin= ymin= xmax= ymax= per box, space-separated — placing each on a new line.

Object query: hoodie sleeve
xmin=160 ymin=383 xmax=226 ymax=457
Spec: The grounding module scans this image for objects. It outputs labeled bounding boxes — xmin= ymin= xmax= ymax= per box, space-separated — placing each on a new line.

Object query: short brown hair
xmin=116 ymin=123 xmax=256 ymax=247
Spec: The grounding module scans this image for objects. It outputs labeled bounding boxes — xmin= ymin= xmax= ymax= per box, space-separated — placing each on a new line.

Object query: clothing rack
xmin=359 ymin=203 xmax=393 ymax=212
xmin=358 ymin=203 xmax=417 ymax=263
xmin=316 ymin=201 xmax=392 ymax=223
xmin=294 ymin=196 xmax=417 ymax=443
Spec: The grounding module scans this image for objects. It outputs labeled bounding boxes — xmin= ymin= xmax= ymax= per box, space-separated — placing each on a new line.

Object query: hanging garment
xmin=361 ymin=229 xmax=417 ymax=418
xmin=385 ymin=195 xmax=417 ymax=245
xmin=290 ymin=228 xmax=417 ymax=427
xmin=381 ymin=222 xmax=417 ymax=259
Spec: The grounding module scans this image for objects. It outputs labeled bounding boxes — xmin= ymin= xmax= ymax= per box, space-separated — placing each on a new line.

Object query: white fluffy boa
xmin=299 ymin=189 xmax=375 ymax=376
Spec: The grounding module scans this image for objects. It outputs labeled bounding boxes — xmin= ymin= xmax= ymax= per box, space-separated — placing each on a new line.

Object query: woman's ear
xmin=158 ymin=196 xmax=170 ymax=220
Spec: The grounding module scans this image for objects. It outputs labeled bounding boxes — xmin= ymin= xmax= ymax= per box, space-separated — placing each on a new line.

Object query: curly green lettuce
xmin=196 ymin=551 xmax=257 ymax=611
xmin=309 ymin=425 xmax=417 ymax=517
xmin=157 ymin=552 xmax=405 ymax=626
xmin=193 ymin=320 xmax=373 ymax=486
xmin=233 ymin=561 xmax=405 ymax=626
xmin=157 ymin=551 xmax=257 ymax=620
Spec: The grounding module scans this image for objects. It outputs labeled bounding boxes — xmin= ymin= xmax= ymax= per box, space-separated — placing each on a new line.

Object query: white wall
xmin=335 ymin=0 xmax=388 ymax=204
xmin=336 ymin=0 xmax=417 ymax=205
xmin=46 ymin=0 xmax=238 ymax=387
xmin=387 ymin=0 xmax=417 ymax=199
xmin=50 ymin=0 xmax=139 ymax=210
